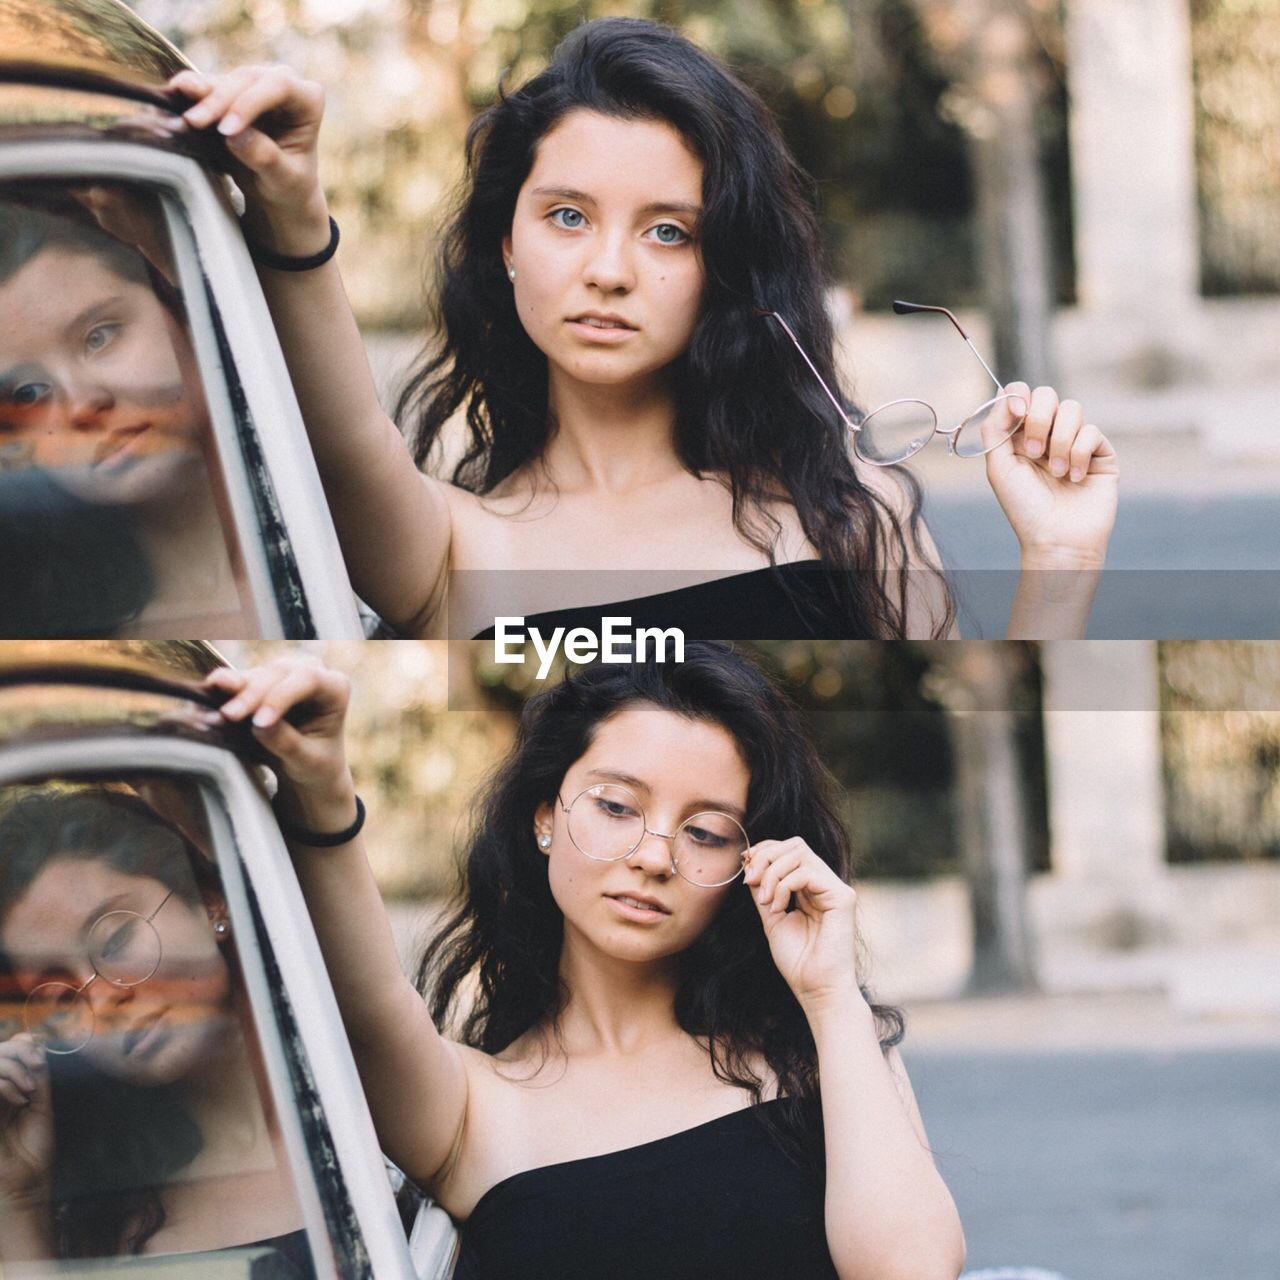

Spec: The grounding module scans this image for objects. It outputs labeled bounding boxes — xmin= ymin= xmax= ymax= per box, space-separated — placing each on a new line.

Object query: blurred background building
xmin=226 ymin=640 xmax=1280 ymax=1021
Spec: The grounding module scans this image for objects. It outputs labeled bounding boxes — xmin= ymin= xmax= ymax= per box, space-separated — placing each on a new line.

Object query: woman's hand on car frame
xmin=167 ymin=65 xmax=330 ymax=248
xmin=204 ymin=657 xmax=353 ymax=800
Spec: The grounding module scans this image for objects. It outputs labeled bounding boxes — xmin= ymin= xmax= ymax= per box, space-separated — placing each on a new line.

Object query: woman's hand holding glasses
xmin=0 ymin=1033 xmax=54 ymax=1230
xmin=983 ymin=381 xmax=1119 ymax=572
xmin=743 ymin=838 xmax=863 ymax=1020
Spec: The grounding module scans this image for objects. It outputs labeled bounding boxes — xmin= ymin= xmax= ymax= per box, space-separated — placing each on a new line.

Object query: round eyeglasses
xmin=761 ymin=301 xmax=1028 ymax=466
xmin=560 ymin=784 xmax=750 ymax=888
xmin=22 ymin=889 xmax=174 ymax=1055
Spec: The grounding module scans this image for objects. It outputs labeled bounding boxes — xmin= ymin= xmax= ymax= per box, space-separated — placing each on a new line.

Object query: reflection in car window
xmin=0 ymin=782 xmax=315 ymax=1276
xmin=0 ymin=183 xmax=259 ymax=639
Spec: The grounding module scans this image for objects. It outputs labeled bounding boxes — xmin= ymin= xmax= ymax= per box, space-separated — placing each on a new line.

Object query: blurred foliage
xmin=129 ymin=0 xmax=1073 ymax=326
xmin=1160 ymin=641 xmax=1280 ymax=863
xmin=1191 ymin=0 xmax=1280 ymax=296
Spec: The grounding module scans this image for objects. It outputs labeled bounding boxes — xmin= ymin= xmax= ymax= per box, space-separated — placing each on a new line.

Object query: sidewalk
xmin=902 ymin=988 xmax=1280 ymax=1055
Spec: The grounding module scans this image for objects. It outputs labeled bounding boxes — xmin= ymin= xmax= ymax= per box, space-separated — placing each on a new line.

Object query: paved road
xmin=903 ymin=1047 xmax=1280 ymax=1280
xmin=924 ymin=494 xmax=1280 ymax=638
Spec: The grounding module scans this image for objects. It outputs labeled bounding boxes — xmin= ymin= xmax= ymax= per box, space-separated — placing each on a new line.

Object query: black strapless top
xmin=471 ymin=561 xmax=874 ymax=640
xmin=453 ymin=1099 xmax=836 ymax=1280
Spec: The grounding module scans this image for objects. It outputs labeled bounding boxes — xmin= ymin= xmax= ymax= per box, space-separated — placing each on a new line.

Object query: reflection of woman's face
xmin=0 ymin=858 xmax=233 ymax=1086
xmin=535 ymin=705 xmax=749 ymax=970
xmin=0 ymin=248 xmax=207 ymax=507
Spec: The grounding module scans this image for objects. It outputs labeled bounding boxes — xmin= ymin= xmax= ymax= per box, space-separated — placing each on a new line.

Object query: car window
xmin=0 ymin=181 xmax=264 ymax=640
xmin=0 ymin=775 xmax=338 ymax=1277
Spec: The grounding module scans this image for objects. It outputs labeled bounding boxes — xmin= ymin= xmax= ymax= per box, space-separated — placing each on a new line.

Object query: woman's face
xmin=0 ymin=247 xmax=207 ymax=506
xmin=503 ymin=109 xmax=706 ymax=400
xmin=0 ymin=857 xmax=234 ymax=1086
xmin=536 ymin=704 xmax=750 ymax=969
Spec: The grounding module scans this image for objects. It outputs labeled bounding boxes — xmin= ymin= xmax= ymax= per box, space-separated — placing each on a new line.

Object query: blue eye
xmin=550 ymin=208 xmax=586 ymax=230
xmin=649 ymin=223 xmax=688 ymax=245
xmin=85 ymin=322 xmax=121 ymax=354
xmin=8 ymin=382 xmax=51 ymax=409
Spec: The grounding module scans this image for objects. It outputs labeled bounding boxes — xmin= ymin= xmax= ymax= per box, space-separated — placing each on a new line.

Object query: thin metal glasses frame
xmin=558 ymin=784 xmax=751 ymax=888
xmin=761 ymin=299 xmax=1027 ymax=466
xmin=22 ymin=888 xmax=176 ymax=1054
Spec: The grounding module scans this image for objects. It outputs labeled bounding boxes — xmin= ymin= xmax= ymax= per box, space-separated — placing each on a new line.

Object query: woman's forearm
xmin=248 ymin=221 xmax=453 ymax=633
xmin=275 ymin=774 xmax=469 ymax=1183
xmin=0 ymin=1204 xmax=55 ymax=1264
xmin=1005 ymin=547 xmax=1104 ymax=639
xmin=807 ymin=992 xmax=965 ymax=1280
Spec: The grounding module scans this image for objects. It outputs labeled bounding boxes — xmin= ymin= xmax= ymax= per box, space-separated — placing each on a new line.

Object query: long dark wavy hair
xmin=396 ymin=18 xmax=951 ymax=638
xmin=0 ymin=789 xmax=220 ymax=1257
xmin=417 ymin=645 xmax=903 ymax=1166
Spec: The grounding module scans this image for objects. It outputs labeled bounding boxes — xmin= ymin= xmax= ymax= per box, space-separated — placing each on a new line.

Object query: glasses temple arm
xmin=893 ymin=300 xmax=1005 ymax=394
xmin=762 ymin=312 xmax=859 ymax=430
xmin=147 ymin=888 xmax=176 ymax=924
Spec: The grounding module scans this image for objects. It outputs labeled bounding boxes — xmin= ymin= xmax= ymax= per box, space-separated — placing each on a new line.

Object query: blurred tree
xmin=923 ymin=643 xmax=1039 ymax=992
xmin=905 ymin=0 xmax=1059 ymax=384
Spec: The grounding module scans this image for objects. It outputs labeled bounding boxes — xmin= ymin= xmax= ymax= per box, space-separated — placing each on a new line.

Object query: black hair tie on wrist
xmin=243 ymin=216 xmax=340 ymax=272
xmin=273 ymin=794 xmax=365 ymax=847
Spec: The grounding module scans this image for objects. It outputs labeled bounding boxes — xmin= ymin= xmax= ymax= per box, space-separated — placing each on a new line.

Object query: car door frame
xmin=0 ymin=137 xmax=363 ymax=639
xmin=0 ymin=731 xmax=415 ymax=1280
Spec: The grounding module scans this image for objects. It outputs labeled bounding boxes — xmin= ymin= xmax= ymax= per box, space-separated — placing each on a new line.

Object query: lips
xmin=122 ymin=1009 xmax=166 ymax=1056
xmin=606 ymin=892 xmax=670 ymax=915
xmin=93 ymin=424 xmax=151 ymax=466
xmin=568 ymin=312 xmax=637 ymax=331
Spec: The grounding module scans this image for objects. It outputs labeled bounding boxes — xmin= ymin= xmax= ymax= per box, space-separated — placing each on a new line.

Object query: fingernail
xmin=756 ymin=888 xmax=768 ymax=903
xmin=1050 ymin=458 xmax=1067 ymax=477
xmin=252 ymin=708 xmax=277 ymax=728
xmin=1070 ymin=467 xmax=1083 ymax=482
xmin=184 ymin=105 xmax=210 ymax=125
xmin=218 ymin=114 xmax=243 ymax=136
xmin=1026 ymin=439 xmax=1043 ymax=458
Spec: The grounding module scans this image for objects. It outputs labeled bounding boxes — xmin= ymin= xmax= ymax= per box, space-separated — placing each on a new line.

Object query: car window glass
xmin=0 ymin=183 xmax=261 ymax=640
xmin=0 ymin=778 xmax=319 ymax=1278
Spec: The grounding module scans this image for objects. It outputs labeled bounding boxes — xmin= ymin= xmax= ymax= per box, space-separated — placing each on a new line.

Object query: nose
xmin=627 ymin=828 xmax=677 ymax=878
xmin=64 ymin=374 xmax=114 ymax=429
xmin=582 ymin=230 xmax=635 ymax=294
xmin=78 ymin=968 xmax=138 ymax=1014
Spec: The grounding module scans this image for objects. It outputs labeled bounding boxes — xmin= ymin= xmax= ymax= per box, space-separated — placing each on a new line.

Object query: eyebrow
xmin=80 ymin=892 xmax=134 ymax=940
xmin=530 ymin=187 xmax=702 ymax=219
xmin=65 ymin=295 xmax=126 ymax=340
xmin=584 ymin=768 xmax=744 ymax=820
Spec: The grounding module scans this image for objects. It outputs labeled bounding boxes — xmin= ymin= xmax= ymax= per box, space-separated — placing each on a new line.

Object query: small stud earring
xmin=538 ymin=833 xmax=552 ymax=850
xmin=213 ymin=919 xmax=230 ymax=938
xmin=508 ymin=266 xmax=516 ymax=282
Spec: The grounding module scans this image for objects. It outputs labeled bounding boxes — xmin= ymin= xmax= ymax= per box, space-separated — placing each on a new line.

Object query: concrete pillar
xmin=1040 ymin=641 xmax=1167 ymax=887
xmin=1065 ymin=0 xmax=1200 ymax=319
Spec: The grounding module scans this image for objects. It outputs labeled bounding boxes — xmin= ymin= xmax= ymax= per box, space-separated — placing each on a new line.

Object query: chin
xmin=61 ymin=445 xmax=204 ymax=508
xmin=88 ymin=1011 xmax=233 ymax=1087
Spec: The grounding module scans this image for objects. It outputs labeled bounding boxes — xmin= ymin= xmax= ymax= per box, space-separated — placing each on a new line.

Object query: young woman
xmin=205 ymin=645 xmax=966 ymax=1279
xmin=168 ymin=17 xmax=1117 ymax=641
xmin=0 ymin=194 xmax=251 ymax=637
xmin=0 ymin=790 xmax=311 ymax=1274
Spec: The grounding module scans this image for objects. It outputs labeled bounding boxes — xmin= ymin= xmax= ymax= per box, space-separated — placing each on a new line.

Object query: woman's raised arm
xmin=744 ymin=838 xmax=966 ymax=1280
xmin=171 ymin=69 xmax=452 ymax=636
xmin=205 ymin=659 xmax=467 ymax=1188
